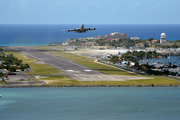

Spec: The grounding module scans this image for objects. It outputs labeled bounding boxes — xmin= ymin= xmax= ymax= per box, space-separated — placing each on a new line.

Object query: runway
xmin=6 ymin=46 xmax=152 ymax=81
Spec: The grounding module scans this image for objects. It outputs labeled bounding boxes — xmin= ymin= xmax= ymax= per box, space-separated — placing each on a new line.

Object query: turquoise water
xmin=0 ymin=87 xmax=180 ymax=120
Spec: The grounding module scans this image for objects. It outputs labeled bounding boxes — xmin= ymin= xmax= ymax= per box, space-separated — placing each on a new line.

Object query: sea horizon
xmin=1 ymin=24 xmax=180 ymax=46
xmin=1 ymin=23 xmax=180 ymax=25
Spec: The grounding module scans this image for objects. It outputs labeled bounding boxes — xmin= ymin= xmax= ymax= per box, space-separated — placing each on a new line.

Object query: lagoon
xmin=140 ymin=56 xmax=180 ymax=66
xmin=0 ymin=87 xmax=180 ymax=120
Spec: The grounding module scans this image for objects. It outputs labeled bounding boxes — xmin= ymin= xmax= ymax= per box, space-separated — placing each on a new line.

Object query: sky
xmin=0 ymin=0 xmax=180 ymax=24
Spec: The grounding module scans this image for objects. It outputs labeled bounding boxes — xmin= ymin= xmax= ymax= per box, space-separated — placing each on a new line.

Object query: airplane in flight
xmin=63 ymin=23 xmax=98 ymax=33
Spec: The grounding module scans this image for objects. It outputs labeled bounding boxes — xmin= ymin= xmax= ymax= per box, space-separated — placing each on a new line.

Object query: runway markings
xmin=76 ymin=74 xmax=121 ymax=81
xmin=84 ymin=70 xmax=92 ymax=71
xmin=67 ymin=70 xmax=74 ymax=72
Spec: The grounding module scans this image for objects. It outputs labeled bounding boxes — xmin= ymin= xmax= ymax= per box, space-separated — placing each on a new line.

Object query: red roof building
xmin=161 ymin=53 xmax=166 ymax=55
xmin=151 ymin=39 xmax=158 ymax=43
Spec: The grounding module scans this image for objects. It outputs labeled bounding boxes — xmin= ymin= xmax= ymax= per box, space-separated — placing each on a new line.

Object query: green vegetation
xmin=27 ymin=63 xmax=60 ymax=75
xmin=2 ymin=48 xmax=180 ymax=86
xmin=50 ymin=51 xmax=136 ymax=76
xmin=0 ymin=53 xmax=29 ymax=72
xmin=108 ymin=51 xmax=163 ymax=65
xmin=109 ymin=51 xmax=179 ymax=76
xmin=0 ymin=81 xmax=5 ymax=85
xmin=39 ymin=76 xmax=70 ymax=80
xmin=68 ymin=37 xmax=180 ymax=49
xmin=0 ymin=72 xmax=4 ymax=77
xmin=68 ymin=38 xmax=146 ymax=47
xmin=39 ymin=75 xmax=74 ymax=85
xmin=35 ymin=46 xmax=52 ymax=50
xmin=49 ymin=41 xmax=63 ymax=46
xmin=39 ymin=75 xmax=180 ymax=86
xmin=150 ymin=43 xmax=179 ymax=48
xmin=46 ymin=50 xmax=179 ymax=86
xmin=96 ymin=38 xmax=145 ymax=47
xmin=121 ymin=51 xmax=163 ymax=61
xmin=4 ymin=50 xmax=61 ymax=75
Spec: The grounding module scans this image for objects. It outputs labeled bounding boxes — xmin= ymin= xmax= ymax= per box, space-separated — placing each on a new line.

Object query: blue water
xmin=140 ymin=56 xmax=180 ymax=66
xmin=0 ymin=24 xmax=180 ymax=46
xmin=0 ymin=87 xmax=180 ymax=120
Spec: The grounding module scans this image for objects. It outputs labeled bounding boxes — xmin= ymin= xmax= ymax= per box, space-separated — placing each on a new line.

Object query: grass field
xmin=46 ymin=50 xmax=180 ymax=86
xmin=36 ymin=46 xmax=67 ymax=50
xmin=4 ymin=50 xmax=61 ymax=75
xmin=50 ymin=51 xmax=137 ymax=76
xmin=3 ymin=49 xmax=180 ymax=86
xmin=35 ymin=46 xmax=52 ymax=50
xmin=39 ymin=75 xmax=180 ymax=86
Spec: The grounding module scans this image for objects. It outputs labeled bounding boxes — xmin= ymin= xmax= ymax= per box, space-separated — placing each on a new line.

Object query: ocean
xmin=0 ymin=24 xmax=180 ymax=46
xmin=0 ymin=87 xmax=180 ymax=120
xmin=1 ymin=25 xmax=180 ymax=120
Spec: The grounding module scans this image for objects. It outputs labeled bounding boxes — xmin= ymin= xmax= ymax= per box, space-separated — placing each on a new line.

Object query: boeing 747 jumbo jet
xmin=63 ymin=23 xmax=98 ymax=33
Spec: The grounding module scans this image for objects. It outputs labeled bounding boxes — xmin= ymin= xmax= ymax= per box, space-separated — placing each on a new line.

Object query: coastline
xmin=1 ymin=84 xmax=180 ymax=88
xmin=1 ymin=46 xmax=180 ymax=87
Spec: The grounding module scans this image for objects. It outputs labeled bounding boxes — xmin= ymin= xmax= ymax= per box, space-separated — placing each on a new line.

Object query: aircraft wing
xmin=84 ymin=28 xmax=98 ymax=30
xmin=63 ymin=28 xmax=80 ymax=32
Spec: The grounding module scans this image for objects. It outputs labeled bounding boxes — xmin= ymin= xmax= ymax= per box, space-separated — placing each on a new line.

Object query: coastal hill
xmin=60 ymin=32 xmax=180 ymax=48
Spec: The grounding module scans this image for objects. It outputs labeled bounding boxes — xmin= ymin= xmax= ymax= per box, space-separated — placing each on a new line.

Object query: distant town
xmin=1 ymin=31 xmax=180 ymax=85
xmin=57 ymin=32 xmax=180 ymax=76
xmin=60 ymin=32 xmax=179 ymax=48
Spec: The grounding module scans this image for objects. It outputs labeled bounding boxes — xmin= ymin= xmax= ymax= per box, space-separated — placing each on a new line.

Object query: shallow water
xmin=0 ymin=87 xmax=180 ymax=120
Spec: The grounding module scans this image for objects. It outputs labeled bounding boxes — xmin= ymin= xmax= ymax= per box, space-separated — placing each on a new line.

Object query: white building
xmin=160 ymin=33 xmax=167 ymax=44
xmin=62 ymin=41 xmax=69 ymax=45
xmin=130 ymin=37 xmax=140 ymax=40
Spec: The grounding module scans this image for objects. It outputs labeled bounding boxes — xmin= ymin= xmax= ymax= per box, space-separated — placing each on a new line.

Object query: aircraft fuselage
xmin=64 ymin=23 xmax=98 ymax=33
